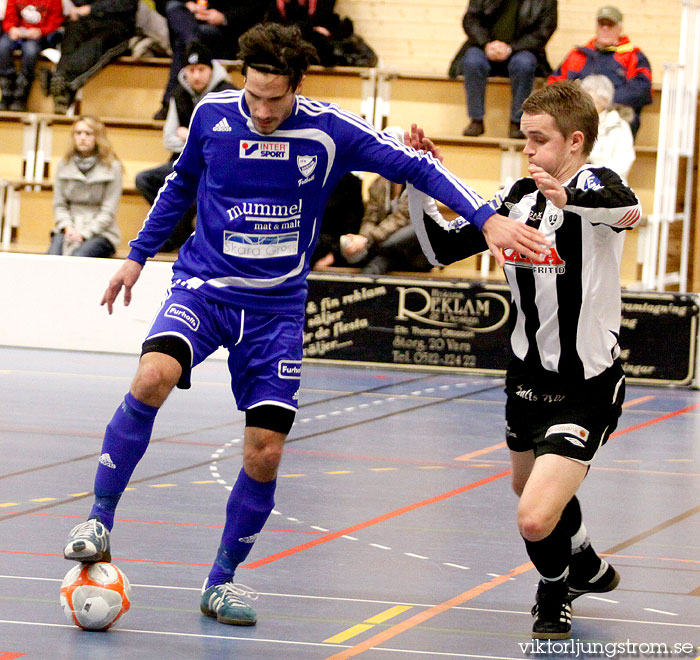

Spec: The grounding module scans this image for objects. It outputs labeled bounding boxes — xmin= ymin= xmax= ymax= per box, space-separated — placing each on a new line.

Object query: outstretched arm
xmin=406 ymin=124 xmax=550 ymax=265
xmin=101 ymin=259 xmax=143 ymax=314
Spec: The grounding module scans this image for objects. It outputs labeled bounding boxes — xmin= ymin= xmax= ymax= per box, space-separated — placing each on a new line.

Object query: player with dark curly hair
xmin=62 ymin=22 xmax=549 ymax=627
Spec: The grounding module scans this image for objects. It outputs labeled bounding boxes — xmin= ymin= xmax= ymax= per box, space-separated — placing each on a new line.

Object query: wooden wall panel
xmin=335 ymin=0 xmax=681 ymax=82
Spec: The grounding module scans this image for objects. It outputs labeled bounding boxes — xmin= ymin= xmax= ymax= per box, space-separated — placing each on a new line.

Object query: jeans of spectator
xmin=56 ymin=16 xmax=133 ymax=90
xmin=48 ymin=232 xmax=115 ymax=258
xmin=461 ymin=47 xmax=537 ymax=123
xmin=162 ymin=0 xmax=226 ymax=106
xmin=361 ymin=225 xmax=432 ymax=276
xmin=135 ymin=159 xmax=196 ymax=250
xmin=0 ymin=35 xmax=48 ymax=79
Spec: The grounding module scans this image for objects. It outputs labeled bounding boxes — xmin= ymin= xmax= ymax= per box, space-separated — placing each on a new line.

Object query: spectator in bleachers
xmin=310 ymin=171 xmax=364 ymax=270
xmin=49 ymin=0 xmax=138 ymax=114
xmin=338 ymin=175 xmax=431 ymax=276
xmin=459 ymin=0 xmax=557 ymax=139
xmin=0 ymin=0 xmax=63 ymax=111
xmin=548 ymin=6 xmax=652 ymax=138
xmin=581 ymin=74 xmax=635 ymax=182
xmin=265 ymin=0 xmax=376 ymax=68
xmin=135 ymin=41 xmax=235 ymax=251
xmin=48 ymin=115 xmax=122 ymax=257
xmin=152 ymin=0 xmax=264 ymax=120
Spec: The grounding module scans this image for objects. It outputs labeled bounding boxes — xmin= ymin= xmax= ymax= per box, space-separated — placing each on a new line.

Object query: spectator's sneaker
xmin=200 ymin=580 xmax=258 ymax=626
xmin=63 ymin=517 xmax=111 ymax=563
xmin=569 ymin=560 xmax=620 ymax=601
xmin=531 ymin=579 xmax=572 ymax=640
xmin=407 ymin=185 xmax=488 ymax=267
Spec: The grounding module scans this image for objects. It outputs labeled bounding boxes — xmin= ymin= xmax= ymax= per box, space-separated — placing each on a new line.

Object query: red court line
xmin=609 ymin=402 xmax=700 ymax=439
xmin=324 ymin=561 xmax=534 ymax=660
xmin=0 ymin=653 xmax=26 ymax=659
xmin=242 ymin=470 xmax=511 ymax=570
xmin=27 ymin=513 xmax=321 ymax=534
xmin=454 ymin=442 xmax=506 ymax=461
xmin=607 ymin=553 xmax=700 ymax=565
xmin=0 ymin=549 xmax=212 ymax=567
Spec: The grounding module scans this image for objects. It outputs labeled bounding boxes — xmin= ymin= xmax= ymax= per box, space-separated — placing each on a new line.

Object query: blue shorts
xmin=144 ymin=286 xmax=303 ymax=411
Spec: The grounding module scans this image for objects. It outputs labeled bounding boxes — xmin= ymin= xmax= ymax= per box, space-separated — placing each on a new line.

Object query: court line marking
xmin=1 ymin=575 xmax=698 ymax=629
xmin=324 ymin=605 xmax=412 ymax=644
xmin=323 ymin=563 xmax=535 ymax=659
xmin=241 ymin=470 xmax=511 ymax=570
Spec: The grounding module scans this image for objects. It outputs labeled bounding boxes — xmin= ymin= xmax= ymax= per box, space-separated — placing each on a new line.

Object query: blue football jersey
xmin=128 ymin=90 xmax=493 ymax=313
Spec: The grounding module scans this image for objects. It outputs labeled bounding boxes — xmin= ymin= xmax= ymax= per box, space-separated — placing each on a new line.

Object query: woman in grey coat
xmin=48 ymin=115 xmax=122 ymax=257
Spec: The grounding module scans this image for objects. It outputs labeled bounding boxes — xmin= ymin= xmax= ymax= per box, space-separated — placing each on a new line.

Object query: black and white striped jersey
xmin=408 ymin=165 xmax=641 ymax=381
xmin=495 ymin=166 xmax=640 ymax=381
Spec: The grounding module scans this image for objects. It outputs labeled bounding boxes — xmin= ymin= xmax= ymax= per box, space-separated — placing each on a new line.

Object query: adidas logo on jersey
xmin=213 ymin=117 xmax=231 ymax=132
xmin=99 ymin=453 xmax=116 ymax=469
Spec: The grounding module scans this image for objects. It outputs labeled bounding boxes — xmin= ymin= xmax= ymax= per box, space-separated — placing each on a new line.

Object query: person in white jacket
xmin=581 ymin=74 xmax=635 ymax=182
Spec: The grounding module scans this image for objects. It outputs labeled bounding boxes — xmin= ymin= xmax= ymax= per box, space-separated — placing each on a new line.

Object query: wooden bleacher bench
xmin=0 ymin=57 xmax=663 ymax=285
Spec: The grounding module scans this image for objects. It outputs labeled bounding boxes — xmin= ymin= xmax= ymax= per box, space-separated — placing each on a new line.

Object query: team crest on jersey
xmin=503 ymin=247 xmax=566 ymax=274
xmin=297 ymin=155 xmax=317 ymax=186
xmin=297 ymin=155 xmax=317 ymax=178
xmin=239 ymin=140 xmax=289 ymax=160
xmin=545 ymin=210 xmax=564 ymax=232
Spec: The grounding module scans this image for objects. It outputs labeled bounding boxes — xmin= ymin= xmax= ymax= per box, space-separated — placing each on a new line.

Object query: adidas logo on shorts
xmin=213 ymin=117 xmax=231 ymax=132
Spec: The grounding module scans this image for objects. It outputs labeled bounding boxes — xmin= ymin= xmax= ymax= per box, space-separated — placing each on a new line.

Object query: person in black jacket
xmin=459 ymin=0 xmax=557 ymax=139
xmin=152 ymin=0 xmax=264 ymax=119
xmin=136 ymin=41 xmax=236 ymax=251
xmin=50 ymin=0 xmax=138 ymax=114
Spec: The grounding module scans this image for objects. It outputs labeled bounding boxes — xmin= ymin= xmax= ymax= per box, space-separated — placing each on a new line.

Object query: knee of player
xmin=243 ymin=440 xmax=284 ymax=473
xmin=517 ymin=507 xmax=556 ymax=542
xmin=132 ymin=358 xmax=179 ymax=401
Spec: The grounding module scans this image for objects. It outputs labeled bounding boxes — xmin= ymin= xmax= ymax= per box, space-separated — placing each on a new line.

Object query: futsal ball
xmin=60 ymin=562 xmax=131 ymax=631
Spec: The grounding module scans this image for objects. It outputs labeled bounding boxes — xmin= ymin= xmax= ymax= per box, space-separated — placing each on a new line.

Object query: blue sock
xmin=206 ymin=468 xmax=276 ymax=588
xmin=90 ymin=392 xmax=158 ymax=530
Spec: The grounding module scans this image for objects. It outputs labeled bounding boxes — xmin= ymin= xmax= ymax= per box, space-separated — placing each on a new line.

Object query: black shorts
xmin=505 ymin=361 xmax=625 ymax=465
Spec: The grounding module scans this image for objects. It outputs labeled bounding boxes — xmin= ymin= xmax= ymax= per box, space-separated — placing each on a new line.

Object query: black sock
xmin=523 ymin=516 xmax=571 ymax=582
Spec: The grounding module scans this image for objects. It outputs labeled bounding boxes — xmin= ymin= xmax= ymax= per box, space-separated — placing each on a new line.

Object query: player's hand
xmin=529 ymin=164 xmax=568 ymax=209
xmin=482 ymin=213 xmax=550 ymax=267
xmin=101 ymin=258 xmax=143 ymax=315
xmin=405 ymin=124 xmax=443 ymax=163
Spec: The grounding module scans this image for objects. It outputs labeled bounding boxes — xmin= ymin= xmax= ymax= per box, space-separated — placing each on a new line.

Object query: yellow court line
xmin=364 ymin=605 xmax=412 ymax=624
xmin=370 ymin=467 xmax=397 ymax=472
xmin=418 ymin=466 xmax=443 ymax=470
xmin=30 ymin=497 xmax=57 ymax=502
xmin=326 ymin=471 xmax=352 ymax=475
xmin=191 ymin=480 xmax=218 ymax=484
xmin=323 ymin=605 xmax=412 ymax=644
xmin=149 ymin=483 xmax=176 ymax=488
xmin=0 ymin=503 xmax=19 ymax=508
xmin=280 ymin=474 xmax=306 ymax=478
xmin=324 ymin=624 xmax=375 ymax=644
xmin=69 ymin=492 xmax=89 ymax=497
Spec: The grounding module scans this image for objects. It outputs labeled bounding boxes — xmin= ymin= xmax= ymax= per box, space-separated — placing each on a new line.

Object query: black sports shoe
xmin=531 ymin=579 xmax=572 ymax=640
xmin=569 ymin=559 xmax=620 ymax=601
